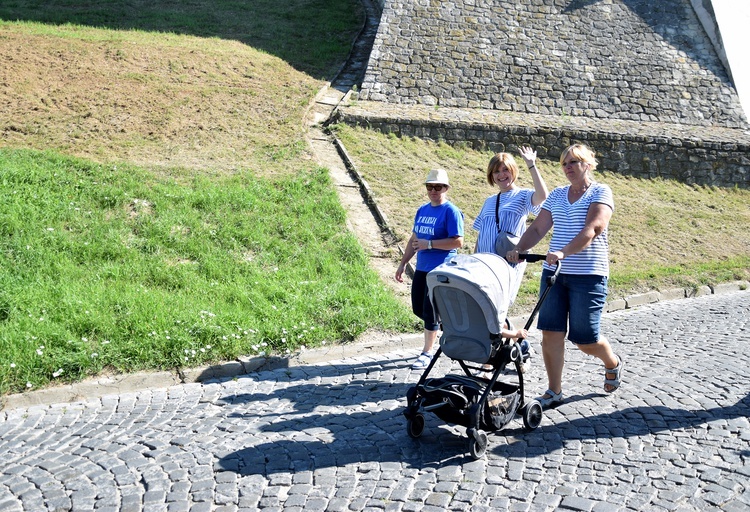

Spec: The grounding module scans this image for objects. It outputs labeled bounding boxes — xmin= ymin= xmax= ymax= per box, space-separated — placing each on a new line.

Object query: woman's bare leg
xmin=576 ymin=336 xmax=620 ymax=392
xmin=423 ymin=328 xmax=438 ymax=353
xmin=541 ymin=330 xmax=566 ymax=395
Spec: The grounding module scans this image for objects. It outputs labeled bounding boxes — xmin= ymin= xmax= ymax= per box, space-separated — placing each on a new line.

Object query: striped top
xmin=472 ymin=188 xmax=540 ymax=253
xmin=542 ymin=183 xmax=614 ymax=276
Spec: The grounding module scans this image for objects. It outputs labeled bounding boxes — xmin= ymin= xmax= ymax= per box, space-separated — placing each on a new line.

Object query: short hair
xmin=486 ymin=153 xmax=519 ymax=186
xmin=560 ymin=144 xmax=598 ymax=172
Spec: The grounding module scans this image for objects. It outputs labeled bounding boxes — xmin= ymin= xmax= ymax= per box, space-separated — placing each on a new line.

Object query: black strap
xmin=494 ymin=192 xmax=501 ymax=232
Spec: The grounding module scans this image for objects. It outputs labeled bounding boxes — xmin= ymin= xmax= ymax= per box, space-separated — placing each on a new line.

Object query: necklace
xmin=570 ymin=182 xmax=591 ymax=194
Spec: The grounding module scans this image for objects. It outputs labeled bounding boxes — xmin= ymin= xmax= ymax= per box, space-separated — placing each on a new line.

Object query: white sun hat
xmin=424 ymin=168 xmax=450 ymax=185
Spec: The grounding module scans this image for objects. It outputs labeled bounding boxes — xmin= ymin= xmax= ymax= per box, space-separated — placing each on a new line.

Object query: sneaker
xmin=518 ymin=340 xmax=532 ymax=373
xmin=411 ymin=352 xmax=432 ymax=370
xmin=519 ymin=339 xmax=530 ymax=355
xmin=520 ymin=358 xmax=531 ymax=374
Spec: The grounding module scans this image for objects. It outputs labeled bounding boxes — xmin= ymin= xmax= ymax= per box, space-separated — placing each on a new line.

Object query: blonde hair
xmin=486 ymin=153 xmax=519 ymax=186
xmin=560 ymin=144 xmax=598 ymax=175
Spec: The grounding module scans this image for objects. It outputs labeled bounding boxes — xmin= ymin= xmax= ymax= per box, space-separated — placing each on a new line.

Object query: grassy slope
xmin=0 ymin=2 xmax=419 ymax=396
xmin=332 ymin=124 xmax=750 ymax=311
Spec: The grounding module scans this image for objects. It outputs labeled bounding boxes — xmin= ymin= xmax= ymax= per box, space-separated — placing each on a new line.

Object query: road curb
xmin=3 ymin=284 xmax=748 ymax=411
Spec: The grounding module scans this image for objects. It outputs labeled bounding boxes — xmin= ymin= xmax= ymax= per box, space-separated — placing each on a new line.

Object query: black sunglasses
xmin=425 ymin=184 xmax=447 ymax=192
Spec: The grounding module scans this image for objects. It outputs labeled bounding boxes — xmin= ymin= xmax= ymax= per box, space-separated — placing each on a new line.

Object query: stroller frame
xmin=404 ymin=254 xmax=560 ymax=459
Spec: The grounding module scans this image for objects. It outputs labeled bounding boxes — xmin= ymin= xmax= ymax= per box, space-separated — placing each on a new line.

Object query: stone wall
xmin=340 ymin=0 xmax=750 ymax=187
xmin=334 ymin=101 xmax=750 ymax=187
xmin=359 ymin=0 xmax=748 ymax=129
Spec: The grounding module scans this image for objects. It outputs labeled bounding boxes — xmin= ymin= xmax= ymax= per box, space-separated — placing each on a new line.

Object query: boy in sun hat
xmin=395 ymin=168 xmax=465 ymax=370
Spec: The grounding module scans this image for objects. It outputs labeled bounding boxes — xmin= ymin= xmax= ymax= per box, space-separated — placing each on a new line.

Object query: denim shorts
xmin=536 ymin=269 xmax=608 ymax=344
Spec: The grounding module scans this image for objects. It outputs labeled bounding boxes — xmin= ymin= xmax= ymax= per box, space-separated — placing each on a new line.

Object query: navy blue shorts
xmin=536 ymin=269 xmax=608 ymax=344
xmin=411 ymin=270 xmax=440 ymax=332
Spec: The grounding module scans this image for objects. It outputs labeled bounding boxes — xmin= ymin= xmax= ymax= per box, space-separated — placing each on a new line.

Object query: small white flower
xmin=90 ymin=353 xmax=98 ymax=358
xmin=10 ymin=363 xmax=16 ymax=368
xmin=52 ymin=369 xmax=64 ymax=378
xmin=36 ymin=349 xmax=43 ymax=356
xmin=82 ymin=337 xmax=88 ymax=342
xmin=46 ymin=227 xmax=54 ymax=231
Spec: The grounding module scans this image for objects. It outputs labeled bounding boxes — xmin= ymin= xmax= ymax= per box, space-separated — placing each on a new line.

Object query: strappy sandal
xmin=604 ymin=355 xmax=624 ymax=393
xmin=411 ymin=352 xmax=432 ymax=370
xmin=535 ymin=389 xmax=563 ymax=408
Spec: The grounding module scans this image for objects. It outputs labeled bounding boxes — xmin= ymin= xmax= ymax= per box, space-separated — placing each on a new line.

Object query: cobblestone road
xmin=1 ymin=291 xmax=748 ymax=511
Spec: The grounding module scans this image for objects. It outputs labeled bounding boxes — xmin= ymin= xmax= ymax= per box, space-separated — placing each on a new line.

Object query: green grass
xmin=0 ymin=0 xmax=361 ymax=78
xmin=2 ymin=0 xmax=749 ymax=397
xmin=0 ymin=149 xmax=415 ymax=394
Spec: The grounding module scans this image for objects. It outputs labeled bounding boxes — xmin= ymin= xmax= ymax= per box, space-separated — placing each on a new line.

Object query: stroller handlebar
xmin=517 ymin=253 xmax=561 ymax=281
xmin=517 ymin=253 xmax=545 ymax=263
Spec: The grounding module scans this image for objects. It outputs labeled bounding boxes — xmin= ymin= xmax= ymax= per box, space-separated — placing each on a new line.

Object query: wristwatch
xmin=427 ymin=240 xmax=433 ymax=250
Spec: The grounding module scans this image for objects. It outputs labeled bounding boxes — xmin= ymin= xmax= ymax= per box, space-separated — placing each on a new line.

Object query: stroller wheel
xmin=406 ymin=414 xmax=425 ymax=438
xmin=468 ymin=429 xmax=488 ymax=459
xmin=522 ymin=400 xmax=543 ymax=430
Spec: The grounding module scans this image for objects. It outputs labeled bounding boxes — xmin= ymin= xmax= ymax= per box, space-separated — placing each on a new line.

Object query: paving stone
xmin=1 ymin=289 xmax=749 ymax=512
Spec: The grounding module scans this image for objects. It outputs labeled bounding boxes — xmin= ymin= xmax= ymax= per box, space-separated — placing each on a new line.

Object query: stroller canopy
xmin=427 ymin=253 xmax=514 ymax=336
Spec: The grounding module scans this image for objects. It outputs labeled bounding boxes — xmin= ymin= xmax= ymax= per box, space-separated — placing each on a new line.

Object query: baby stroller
xmin=403 ymin=252 xmax=559 ymax=459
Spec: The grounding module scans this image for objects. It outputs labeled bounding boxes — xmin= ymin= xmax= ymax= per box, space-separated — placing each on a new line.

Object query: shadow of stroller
xmin=491 ymin=391 xmax=750 ymax=458
xmin=213 ymin=356 xmax=486 ymax=475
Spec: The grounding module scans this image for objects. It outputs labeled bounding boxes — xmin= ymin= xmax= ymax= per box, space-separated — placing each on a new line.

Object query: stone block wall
xmin=359 ymin=0 xmax=748 ymax=130
xmin=335 ymin=102 xmax=750 ymax=187
xmin=341 ymin=0 xmax=750 ymax=187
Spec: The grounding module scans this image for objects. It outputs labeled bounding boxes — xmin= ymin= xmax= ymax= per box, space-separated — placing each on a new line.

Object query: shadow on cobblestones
xmin=491 ymin=392 xmax=750 ymax=458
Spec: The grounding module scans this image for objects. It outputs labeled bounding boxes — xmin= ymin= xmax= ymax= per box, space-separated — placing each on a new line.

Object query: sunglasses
xmin=562 ymin=159 xmax=581 ymax=167
xmin=425 ymin=184 xmax=447 ymax=192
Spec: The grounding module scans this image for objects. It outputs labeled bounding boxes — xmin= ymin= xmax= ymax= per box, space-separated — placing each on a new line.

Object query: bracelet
xmin=427 ymin=240 xmax=433 ymax=250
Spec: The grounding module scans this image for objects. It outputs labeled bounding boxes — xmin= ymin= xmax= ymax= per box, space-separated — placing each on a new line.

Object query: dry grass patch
xmin=0 ymin=24 xmax=319 ymax=173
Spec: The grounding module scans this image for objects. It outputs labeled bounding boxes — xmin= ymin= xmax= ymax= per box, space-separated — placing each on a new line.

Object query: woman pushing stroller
xmin=506 ymin=143 xmax=623 ymax=409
